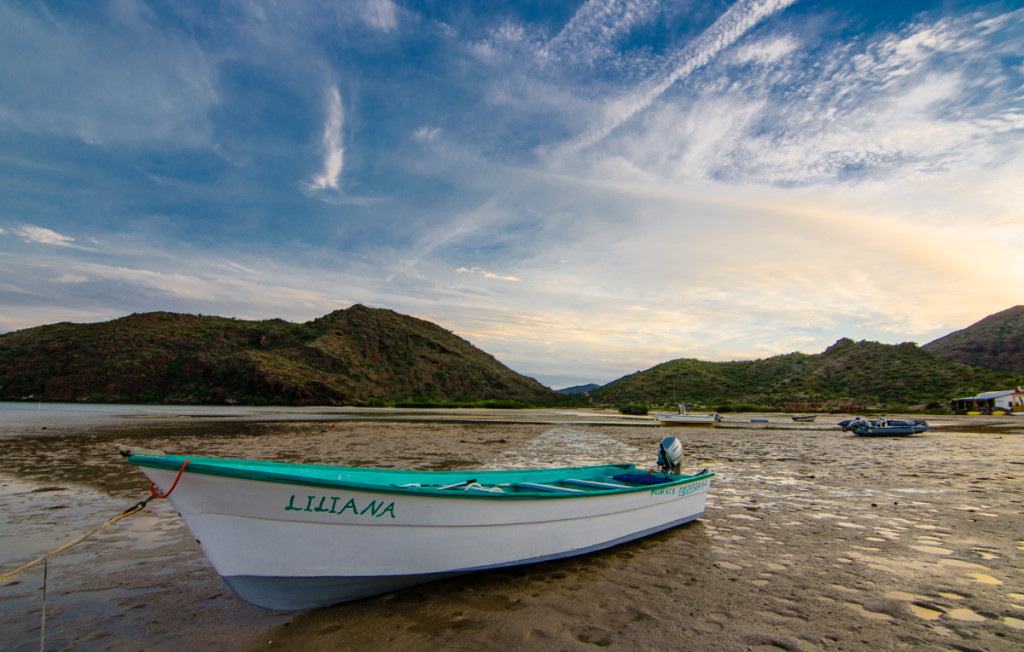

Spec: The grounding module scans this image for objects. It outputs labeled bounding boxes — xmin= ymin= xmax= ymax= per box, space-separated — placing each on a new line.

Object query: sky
xmin=1 ymin=0 xmax=1022 ymax=390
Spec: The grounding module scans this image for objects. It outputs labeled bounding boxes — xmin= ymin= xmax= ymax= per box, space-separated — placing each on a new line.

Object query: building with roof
xmin=951 ymin=388 xmax=1024 ymax=414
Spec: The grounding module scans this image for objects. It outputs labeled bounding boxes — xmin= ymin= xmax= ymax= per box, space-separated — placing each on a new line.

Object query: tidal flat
xmin=1 ymin=404 xmax=1023 ymax=651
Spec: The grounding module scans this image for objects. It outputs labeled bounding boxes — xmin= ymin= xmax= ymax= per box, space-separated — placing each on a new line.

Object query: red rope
xmin=150 ymin=460 xmax=190 ymax=498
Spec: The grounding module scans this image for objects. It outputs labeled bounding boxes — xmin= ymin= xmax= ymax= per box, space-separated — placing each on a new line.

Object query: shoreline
xmin=3 ymin=400 xmax=1020 ymax=435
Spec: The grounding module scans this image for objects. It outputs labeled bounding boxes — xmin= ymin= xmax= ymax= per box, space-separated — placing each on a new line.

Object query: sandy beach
xmin=1 ymin=404 xmax=1022 ymax=651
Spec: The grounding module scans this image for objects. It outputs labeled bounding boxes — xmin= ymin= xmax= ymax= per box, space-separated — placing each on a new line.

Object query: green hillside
xmin=923 ymin=305 xmax=1024 ymax=374
xmin=590 ymin=338 xmax=1021 ymax=411
xmin=0 ymin=305 xmax=556 ymax=406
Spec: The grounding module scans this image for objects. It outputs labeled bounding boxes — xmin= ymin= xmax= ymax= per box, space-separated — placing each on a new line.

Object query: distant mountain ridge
xmin=923 ymin=305 xmax=1024 ymax=375
xmin=0 ymin=305 xmax=555 ymax=405
xmin=556 ymin=383 xmax=600 ymax=395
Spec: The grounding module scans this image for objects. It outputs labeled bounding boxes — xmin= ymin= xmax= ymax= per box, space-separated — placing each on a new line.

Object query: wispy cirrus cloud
xmin=544 ymin=0 xmax=661 ymax=66
xmin=572 ymin=6 xmax=1024 ymax=191
xmin=12 ymin=225 xmax=76 ymax=247
xmin=0 ymin=2 xmax=215 ymax=146
xmin=307 ymin=86 xmax=345 ymax=191
xmin=456 ymin=267 xmax=522 ymax=282
xmin=731 ymin=34 xmax=799 ymax=65
xmin=360 ymin=0 xmax=399 ymax=32
xmin=551 ymin=0 xmax=800 ymax=157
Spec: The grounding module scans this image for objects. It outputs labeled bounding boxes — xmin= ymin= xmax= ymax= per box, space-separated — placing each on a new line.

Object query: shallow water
xmin=1 ymin=407 xmax=1022 ymax=650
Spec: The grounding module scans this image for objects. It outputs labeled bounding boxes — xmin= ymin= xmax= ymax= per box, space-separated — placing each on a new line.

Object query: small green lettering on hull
xmin=338 ymin=498 xmax=359 ymax=515
xmin=650 ymin=479 xmax=709 ymax=497
xmin=285 ymin=494 xmax=396 ymax=518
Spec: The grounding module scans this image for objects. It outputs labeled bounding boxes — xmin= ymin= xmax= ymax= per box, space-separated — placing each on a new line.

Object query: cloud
xmin=13 ymin=226 xmax=76 ymax=247
xmin=413 ymin=126 xmax=442 ymax=141
xmin=56 ymin=273 xmax=89 ymax=283
xmin=731 ymin=34 xmax=799 ymax=65
xmin=0 ymin=3 xmax=216 ymax=146
xmin=544 ymin=0 xmax=660 ymax=66
xmin=0 ymin=241 xmax=355 ymax=332
xmin=307 ymin=86 xmax=345 ymax=191
xmin=551 ymin=0 xmax=800 ymax=156
xmin=456 ymin=267 xmax=522 ymax=282
xmin=568 ymin=7 xmax=1024 ymax=191
xmin=361 ymin=0 xmax=399 ymax=32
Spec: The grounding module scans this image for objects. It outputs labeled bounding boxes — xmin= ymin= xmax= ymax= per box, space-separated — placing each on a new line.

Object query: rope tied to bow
xmin=0 ymin=458 xmax=191 ymax=585
xmin=149 ymin=459 xmax=190 ymax=498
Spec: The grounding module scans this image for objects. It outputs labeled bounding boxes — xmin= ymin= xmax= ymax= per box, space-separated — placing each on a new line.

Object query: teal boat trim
xmin=125 ymin=453 xmax=714 ymax=499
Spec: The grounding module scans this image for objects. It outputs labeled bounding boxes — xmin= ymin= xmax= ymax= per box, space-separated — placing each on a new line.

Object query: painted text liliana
xmin=650 ymin=479 xmax=710 ymax=497
xmin=285 ymin=494 xmax=396 ymax=518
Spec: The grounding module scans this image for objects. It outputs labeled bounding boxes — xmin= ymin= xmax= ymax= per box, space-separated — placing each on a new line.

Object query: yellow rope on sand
xmin=0 ymin=495 xmax=155 ymax=585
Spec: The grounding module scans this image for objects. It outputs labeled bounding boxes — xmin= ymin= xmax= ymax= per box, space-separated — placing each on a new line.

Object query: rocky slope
xmin=923 ymin=305 xmax=1024 ymax=375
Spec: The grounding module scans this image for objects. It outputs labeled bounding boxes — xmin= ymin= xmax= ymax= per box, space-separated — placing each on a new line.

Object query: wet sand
xmin=1 ymin=406 xmax=1023 ymax=651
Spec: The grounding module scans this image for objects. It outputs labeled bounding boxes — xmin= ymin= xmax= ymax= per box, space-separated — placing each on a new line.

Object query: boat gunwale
xmin=126 ymin=454 xmax=714 ymax=499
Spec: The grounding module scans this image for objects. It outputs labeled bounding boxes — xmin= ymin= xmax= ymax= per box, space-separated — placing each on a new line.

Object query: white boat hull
xmin=656 ymin=404 xmax=720 ymax=427
xmin=656 ymin=416 xmax=718 ymax=427
xmin=137 ymin=465 xmax=710 ymax=610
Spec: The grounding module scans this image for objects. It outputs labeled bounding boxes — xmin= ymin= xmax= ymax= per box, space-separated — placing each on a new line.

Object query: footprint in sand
xmin=694 ymin=612 xmax=730 ymax=634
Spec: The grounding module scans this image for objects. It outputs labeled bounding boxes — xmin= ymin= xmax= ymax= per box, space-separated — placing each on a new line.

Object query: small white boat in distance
xmin=118 ymin=438 xmax=712 ymax=610
xmin=656 ymin=403 xmax=722 ymax=427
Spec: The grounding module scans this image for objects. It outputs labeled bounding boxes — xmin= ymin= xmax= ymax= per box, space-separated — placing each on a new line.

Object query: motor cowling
xmin=657 ymin=436 xmax=684 ymax=474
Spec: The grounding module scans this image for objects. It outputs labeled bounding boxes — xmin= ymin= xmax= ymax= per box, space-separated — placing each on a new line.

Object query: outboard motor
xmin=657 ymin=436 xmax=684 ymax=474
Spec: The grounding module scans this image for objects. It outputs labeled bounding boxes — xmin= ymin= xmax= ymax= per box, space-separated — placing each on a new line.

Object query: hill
xmin=590 ymin=337 xmax=1021 ymax=411
xmin=556 ymin=383 xmax=600 ymax=395
xmin=923 ymin=306 xmax=1024 ymax=375
xmin=0 ymin=306 xmax=556 ymax=406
